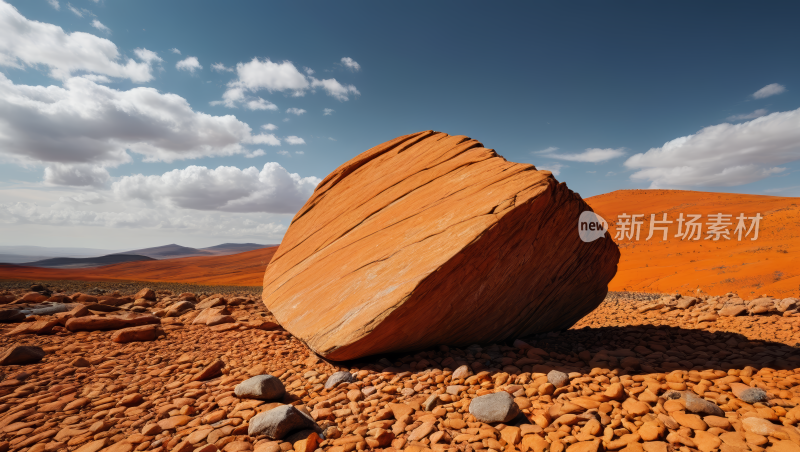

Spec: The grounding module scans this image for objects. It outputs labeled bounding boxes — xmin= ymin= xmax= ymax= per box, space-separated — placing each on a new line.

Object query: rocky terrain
xmin=263 ymin=130 xmax=620 ymax=360
xmin=0 ymin=283 xmax=798 ymax=452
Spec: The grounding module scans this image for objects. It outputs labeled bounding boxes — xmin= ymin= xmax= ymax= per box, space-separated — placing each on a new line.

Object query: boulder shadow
xmin=341 ymin=324 xmax=800 ymax=376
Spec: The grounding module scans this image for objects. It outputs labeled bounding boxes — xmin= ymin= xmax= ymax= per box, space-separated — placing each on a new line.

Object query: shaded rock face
xmin=262 ymin=131 xmax=620 ymax=360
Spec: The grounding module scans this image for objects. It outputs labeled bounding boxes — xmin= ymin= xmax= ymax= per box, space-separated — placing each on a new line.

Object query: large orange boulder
xmin=262 ymin=131 xmax=620 ymax=360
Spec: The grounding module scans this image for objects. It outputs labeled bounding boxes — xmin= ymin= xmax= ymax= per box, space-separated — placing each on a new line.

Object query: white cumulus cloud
xmin=0 ymin=73 xmax=275 ymax=173
xmin=0 ymin=0 xmax=157 ymax=82
xmin=215 ymin=57 xmax=360 ymax=107
xmin=247 ymin=133 xmax=281 ymax=146
xmin=170 ymin=48 xmax=181 ymax=55
xmin=47 ymin=0 xmax=59 ymax=10
xmin=536 ymin=163 xmax=564 ymax=176
xmin=310 ymin=77 xmax=359 ymax=102
xmin=245 ymin=98 xmax=278 ymax=111
xmin=113 ymin=163 xmax=320 ymax=213
xmin=176 ymin=56 xmax=201 ymax=73
xmin=66 ymin=3 xmax=84 ymax=17
xmin=625 ymin=108 xmax=800 ymax=188
xmin=133 ymin=48 xmax=162 ymax=64
xmin=323 ymin=108 xmax=334 ymax=116
xmin=261 ymin=123 xmax=277 ymax=131
xmin=536 ymin=147 xmax=626 ymax=163
xmin=211 ymin=62 xmax=233 ymax=72
xmin=341 ymin=57 xmax=360 ymax=71
xmin=284 ymin=136 xmax=305 ymax=145
xmin=727 ymin=109 xmax=768 ymax=122
xmin=752 ymin=83 xmax=786 ymax=99
xmin=286 ymin=107 xmax=306 ymax=116
xmin=91 ymin=19 xmax=109 ymax=34
xmin=44 ymin=163 xmax=110 ymax=187
xmin=245 ymin=149 xmax=265 ymax=158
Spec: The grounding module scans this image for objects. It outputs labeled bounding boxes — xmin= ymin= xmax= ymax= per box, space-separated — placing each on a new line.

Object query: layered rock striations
xmin=262 ymin=131 xmax=620 ymax=360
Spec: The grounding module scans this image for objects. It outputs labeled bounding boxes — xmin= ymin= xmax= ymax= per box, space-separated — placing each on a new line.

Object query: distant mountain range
xmin=0 ymin=243 xmax=273 ymax=268
xmin=21 ymin=254 xmax=156 ymax=269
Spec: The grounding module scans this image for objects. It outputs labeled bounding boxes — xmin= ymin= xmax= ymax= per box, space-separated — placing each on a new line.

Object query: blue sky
xmin=1 ymin=0 xmax=799 ymax=248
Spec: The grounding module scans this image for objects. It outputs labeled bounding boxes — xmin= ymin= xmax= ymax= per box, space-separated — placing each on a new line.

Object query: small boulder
xmin=85 ymin=303 xmax=120 ymax=312
xmin=730 ymin=383 xmax=768 ymax=404
xmin=135 ymin=288 xmax=156 ymax=301
xmin=0 ymin=309 xmax=26 ymax=323
xmin=21 ymin=292 xmax=49 ymax=303
xmin=5 ymin=319 xmax=59 ymax=336
xmin=47 ymin=294 xmax=71 ymax=303
xmin=324 ymin=371 xmax=355 ymax=389
xmin=206 ymin=315 xmax=234 ymax=326
xmin=196 ymin=297 xmax=226 ymax=310
xmin=192 ymin=306 xmax=231 ymax=325
xmin=71 ymin=357 xmax=91 ymax=367
xmin=248 ymin=319 xmax=282 ymax=330
xmin=74 ymin=293 xmax=98 ymax=303
xmin=778 ymin=298 xmax=798 ymax=313
xmin=548 ymin=370 xmax=570 ymax=388
xmin=248 ymin=405 xmax=318 ymax=440
xmin=742 ymin=417 xmax=785 ymax=436
xmin=192 ymin=359 xmax=225 ymax=381
xmin=638 ymin=303 xmax=664 ymax=313
xmin=165 ymin=301 xmax=195 ymax=317
xmin=234 ymin=375 xmax=286 ymax=400
xmin=676 ymin=297 xmax=697 ymax=309
xmin=452 ymin=365 xmax=472 ymax=380
xmin=111 ymin=324 xmax=162 ymax=343
xmin=469 ymin=391 xmax=520 ymax=423
xmin=665 ymin=391 xmax=724 ymax=416
xmin=0 ymin=343 xmax=45 ymax=365
xmin=65 ymin=313 xmax=159 ymax=332
xmin=718 ymin=306 xmax=747 ymax=317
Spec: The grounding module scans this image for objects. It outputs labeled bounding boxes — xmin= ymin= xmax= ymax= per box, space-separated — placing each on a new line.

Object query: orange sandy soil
xmin=0 ymin=247 xmax=277 ymax=287
xmin=586 ymin=190 xmax=800 ymax=299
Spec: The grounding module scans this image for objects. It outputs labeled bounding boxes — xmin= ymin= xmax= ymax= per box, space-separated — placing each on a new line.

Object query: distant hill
xmin=21 ymin=254 xmax=155 ymax=269
xmin=124 ymin=244 xmax=214 ymax=259
xmin=0 ymin=253 xmax=53 ymax=264
xmin=123 ymin=243 xmax=271 ymax=259
xmin=0 ymin=243 xmax=274 ymax=265
xmin=199 ymin=243 xmax=271 ymax=254
xmin=0 ymin=246 xmax=279 ymax=286
xmin=0 ymin=245 xmax=122 ymax=264
xmin=586 ymin=189 xmax=800 ymax=298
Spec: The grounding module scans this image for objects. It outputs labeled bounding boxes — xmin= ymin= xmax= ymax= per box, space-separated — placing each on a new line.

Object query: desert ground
xmin=588 ymin=190 xmax=799 ymax=299
xmin=0 ymin=282 xmax=798 ymax=452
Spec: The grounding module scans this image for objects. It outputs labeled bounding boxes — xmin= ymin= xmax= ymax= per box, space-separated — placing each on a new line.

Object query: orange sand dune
xmin=586 ymin=190 xmax=800 ymax=298
xmin=0 ymin=246 xmax=277 ymax=287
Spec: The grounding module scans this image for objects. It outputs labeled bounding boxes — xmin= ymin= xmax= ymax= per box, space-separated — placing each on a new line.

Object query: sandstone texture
xmin=262 ymin=131 xmax=620 ymax=360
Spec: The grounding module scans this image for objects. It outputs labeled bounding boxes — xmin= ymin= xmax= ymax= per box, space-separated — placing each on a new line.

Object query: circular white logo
xmin=578 ymin=211 xmax=609 ymax=242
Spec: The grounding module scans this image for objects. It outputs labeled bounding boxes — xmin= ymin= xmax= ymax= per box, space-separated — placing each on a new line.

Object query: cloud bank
xmin=625 ymin=108 xmax=800 ymax=188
